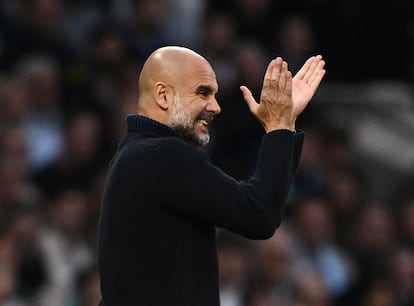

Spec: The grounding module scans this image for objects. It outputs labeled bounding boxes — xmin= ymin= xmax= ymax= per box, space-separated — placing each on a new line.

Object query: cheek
xmin=177 ymin=93 xmax=207 ymax=118
xmin=184 ymin=99 xmax=205 ymax=117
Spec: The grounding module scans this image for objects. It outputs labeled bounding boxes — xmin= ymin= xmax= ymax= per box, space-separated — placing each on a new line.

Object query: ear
xmin=154 ymin=82 xmax=173 ymax=110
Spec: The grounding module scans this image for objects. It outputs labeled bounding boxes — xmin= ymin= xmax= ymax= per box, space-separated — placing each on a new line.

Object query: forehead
xmin=184 ymin=58 xmax=218 ymax=91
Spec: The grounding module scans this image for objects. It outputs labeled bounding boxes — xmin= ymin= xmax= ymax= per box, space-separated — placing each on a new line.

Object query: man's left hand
xmin=292 ymin=55 xmax=326 ymax=119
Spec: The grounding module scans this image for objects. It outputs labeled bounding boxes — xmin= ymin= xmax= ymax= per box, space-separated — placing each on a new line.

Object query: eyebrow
xmin=196 ymin=85 xmax=218 ymax=94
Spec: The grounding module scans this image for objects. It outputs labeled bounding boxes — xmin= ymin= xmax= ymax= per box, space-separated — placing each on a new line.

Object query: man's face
xmin=167 ymin=60 xmax=221 ymax=147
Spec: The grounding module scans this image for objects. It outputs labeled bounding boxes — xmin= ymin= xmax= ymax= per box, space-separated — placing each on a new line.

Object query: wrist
xmin=264 ymin=123 xmax=295 ymax=133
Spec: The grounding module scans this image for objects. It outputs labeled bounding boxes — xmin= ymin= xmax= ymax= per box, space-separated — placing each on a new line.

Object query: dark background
xmin=1 ymin=1 xmax=414 ymax=306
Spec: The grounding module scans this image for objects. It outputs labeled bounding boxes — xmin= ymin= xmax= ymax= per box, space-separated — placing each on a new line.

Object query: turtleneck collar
xmin=126 ymin=114 xmax=177 ymax=137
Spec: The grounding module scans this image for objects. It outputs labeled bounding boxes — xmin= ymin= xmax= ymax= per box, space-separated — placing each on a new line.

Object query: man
xmin=97 ymin=46 xmax=325 ymax=305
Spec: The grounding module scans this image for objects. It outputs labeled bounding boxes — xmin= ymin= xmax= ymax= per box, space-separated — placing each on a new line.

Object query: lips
xmin=196 ymin=113 xmax=214 ymax=128
xmin=197 ymin=119 xmax=209 ymax=127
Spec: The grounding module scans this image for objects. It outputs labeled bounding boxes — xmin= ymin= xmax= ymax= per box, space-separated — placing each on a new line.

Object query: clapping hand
xmin=291 ymin=55 xmax=326 ymax=119
xmin=240 ymin=55 xmax=325 ymax=132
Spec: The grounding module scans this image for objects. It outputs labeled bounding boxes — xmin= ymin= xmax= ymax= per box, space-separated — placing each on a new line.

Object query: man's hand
xmin=292 ymin=55 xmax=326 ymax=119
xmin=240 ymin=57 xmax=295 ymax=132
xmin=240 ymin=55 xmax=326 ymax=133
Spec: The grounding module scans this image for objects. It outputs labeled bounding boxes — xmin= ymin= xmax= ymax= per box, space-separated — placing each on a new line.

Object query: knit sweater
xmin=97 ymin=114 xmax=304 ymax=306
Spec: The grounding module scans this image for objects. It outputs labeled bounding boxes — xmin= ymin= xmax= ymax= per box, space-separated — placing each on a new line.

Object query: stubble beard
xmin=168 ymin=94 xmax=210 ymax=147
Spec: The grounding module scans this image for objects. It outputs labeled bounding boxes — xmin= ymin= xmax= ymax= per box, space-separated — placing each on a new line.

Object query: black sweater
xmin=97 ymin=114 xmax=304 ymax=306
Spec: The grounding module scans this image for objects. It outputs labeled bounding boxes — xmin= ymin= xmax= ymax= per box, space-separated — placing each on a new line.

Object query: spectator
xmin=200 ymin=12 xmax=238 ymax=90
xmin=164 ymin=0 xmax=206 ymax=47
xmin=9 ymin=203 xmax=46 ymax=304
xmin=8 ymin=0 xmax=75 ymax=68
xmin=35 ymin=189 xmax=94 ymax=306
xmin=0 ymin=78 xmax=28 ymax=125
xmin=14 ymin=55 xmax=64 ymax=172
xmin=343 ymin=203 xmax=396 ymax=305
xmin=245 ymin=226 xmax=298 ymax=306
xmin=211 ymin=42 xmax=268 ymax=179
xmin=390 ymin=247 xmax=414 ymax=306
xmin=294 ymin=273 xmax=332 ymax=306
xmin=76 ymin=268 xmax=101 ymax=306
xmin=270 ymin=14 xmax=318 ymax=75
xmin=0 ymin=151 xmax=41 ymax=213
xmin=290 ymin=197 xmax=353 ymax=299
xmin=217 ymin=231 xmax=252 ymax=306
xmin=34 ymin=111 xmax=104 ymax=197
xmin=0 ymin=230 xmax=27 ymax=306
xmin=116 ymin=0 xmax=172 ymax=60
xmin=396 ymin=197 xmax=414 ymax=249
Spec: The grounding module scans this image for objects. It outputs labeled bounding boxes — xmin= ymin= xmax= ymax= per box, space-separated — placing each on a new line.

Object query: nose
xmin=207 ymin=97 xmax=221 ymax=115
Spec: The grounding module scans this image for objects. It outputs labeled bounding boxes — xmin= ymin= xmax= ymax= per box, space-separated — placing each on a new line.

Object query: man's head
xmin=137 ymin=46 xmax=221 ymax=146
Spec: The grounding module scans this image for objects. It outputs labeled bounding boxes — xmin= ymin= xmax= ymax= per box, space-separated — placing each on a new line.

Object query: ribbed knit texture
xmin=126 ymin=114 xmax=176 ymax=137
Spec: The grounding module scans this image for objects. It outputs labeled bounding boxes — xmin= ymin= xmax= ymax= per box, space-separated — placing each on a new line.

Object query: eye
xmin=198 ymin=90 xmax=208 ymax=97
xmin=196 ymin=86 xmax=212 ymax=98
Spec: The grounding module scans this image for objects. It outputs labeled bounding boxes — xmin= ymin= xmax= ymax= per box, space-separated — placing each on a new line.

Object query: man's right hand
xmin=240 ymin=55 xmax=326 ymax=133
xmin=240 ymin=57 xmax=295 ymax=133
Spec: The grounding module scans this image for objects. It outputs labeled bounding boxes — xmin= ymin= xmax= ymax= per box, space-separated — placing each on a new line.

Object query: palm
xmin=292 ymin=55 xmax=326 ymax=118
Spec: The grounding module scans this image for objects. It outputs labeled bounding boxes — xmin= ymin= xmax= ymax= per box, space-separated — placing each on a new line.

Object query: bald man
xmin=97 ymin=46 xmax=325 ymax=306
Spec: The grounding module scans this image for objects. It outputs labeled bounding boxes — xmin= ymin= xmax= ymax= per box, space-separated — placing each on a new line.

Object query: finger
xmin=240 ymin=86 xmax=258 ymax=113
xmin=307 ymin=58 xmax=325 ymax=85
xmin=278 ymin=61 xmax=288 ymax=89
xmin=271 ymin=57 xmax=283 ymax=84
xmin=294 ymin=56 xmax=315 ymax=80
xmin=285 ymin=71 xmax=292 ymax=95
xmin=304 ymin=55 xmax=323 ymax=84
xmin=307 ymin=60 xmax=325 ymax=86
xmin=308 ymin=68 xmax=326 ymax=91
xmin=263 ymin=59 xmax=276 ymax=89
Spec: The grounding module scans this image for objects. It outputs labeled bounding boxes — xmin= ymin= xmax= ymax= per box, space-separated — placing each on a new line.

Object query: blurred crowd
xmin=0 ymin=0 xmax=414 ymax=306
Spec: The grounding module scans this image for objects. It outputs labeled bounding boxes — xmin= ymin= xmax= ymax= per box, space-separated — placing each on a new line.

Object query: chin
xmin=198 ymin=135 xmax=210 ymax=147
xmin=189 ymin=133 xmax=210 ymax=147
xmin=172 ymin=125 xmax=210 ymax=147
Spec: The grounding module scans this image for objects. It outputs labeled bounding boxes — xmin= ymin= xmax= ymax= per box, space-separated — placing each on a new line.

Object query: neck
xmin=137 ymin=103 xmax=170 ymax=128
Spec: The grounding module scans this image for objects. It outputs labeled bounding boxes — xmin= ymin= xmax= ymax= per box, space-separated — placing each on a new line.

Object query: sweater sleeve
xmin=153 ymin=130 xmax=304 ymax=239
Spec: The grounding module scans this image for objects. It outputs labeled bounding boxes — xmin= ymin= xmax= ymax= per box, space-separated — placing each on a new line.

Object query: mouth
xmin=196 ymin=114 xmax=214 ymax=129
xmin=196 ymin=119 xmax=209 ymax=127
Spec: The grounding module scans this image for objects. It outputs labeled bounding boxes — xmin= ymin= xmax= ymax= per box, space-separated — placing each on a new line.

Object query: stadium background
xmin=0 ymin=0 xmax=414 ymax=305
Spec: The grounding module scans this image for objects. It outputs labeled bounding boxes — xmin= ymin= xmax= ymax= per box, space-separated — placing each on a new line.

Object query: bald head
xmin=138 ymin=46 xmax=212 ymax=104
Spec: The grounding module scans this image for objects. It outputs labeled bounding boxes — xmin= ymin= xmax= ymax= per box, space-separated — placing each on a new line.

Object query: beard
xmin=168 ymin=95 xmax=210 ymax=147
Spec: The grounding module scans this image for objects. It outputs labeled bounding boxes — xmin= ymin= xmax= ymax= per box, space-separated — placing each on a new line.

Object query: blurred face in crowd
xmin=28 ymin=0 xmax=62 ymax=30
xmin=295 ymin=198 xmax=333 ymax=247
xmin=398 ymin=200 xmax=414 ymax=242
xmin=65 ymin=112 xmax=101 ymax=160
xmin=0 ymin=80 xmax=28 ymax=121
xmin=258 ymin=228 xmax=292 ymax=281
xmin=51 ymin=190 xmax=87 ymax=234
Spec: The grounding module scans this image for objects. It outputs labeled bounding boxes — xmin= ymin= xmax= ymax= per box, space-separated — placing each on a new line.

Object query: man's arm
xmin=153 ymin=131 xmax=298 ymax=239
xmin=155 ymin=56 xmax=325 ymax=239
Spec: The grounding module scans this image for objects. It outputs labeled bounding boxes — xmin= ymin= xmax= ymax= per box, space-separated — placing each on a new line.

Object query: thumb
xmin=240 ymin=86 xmax=258 ymax=113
